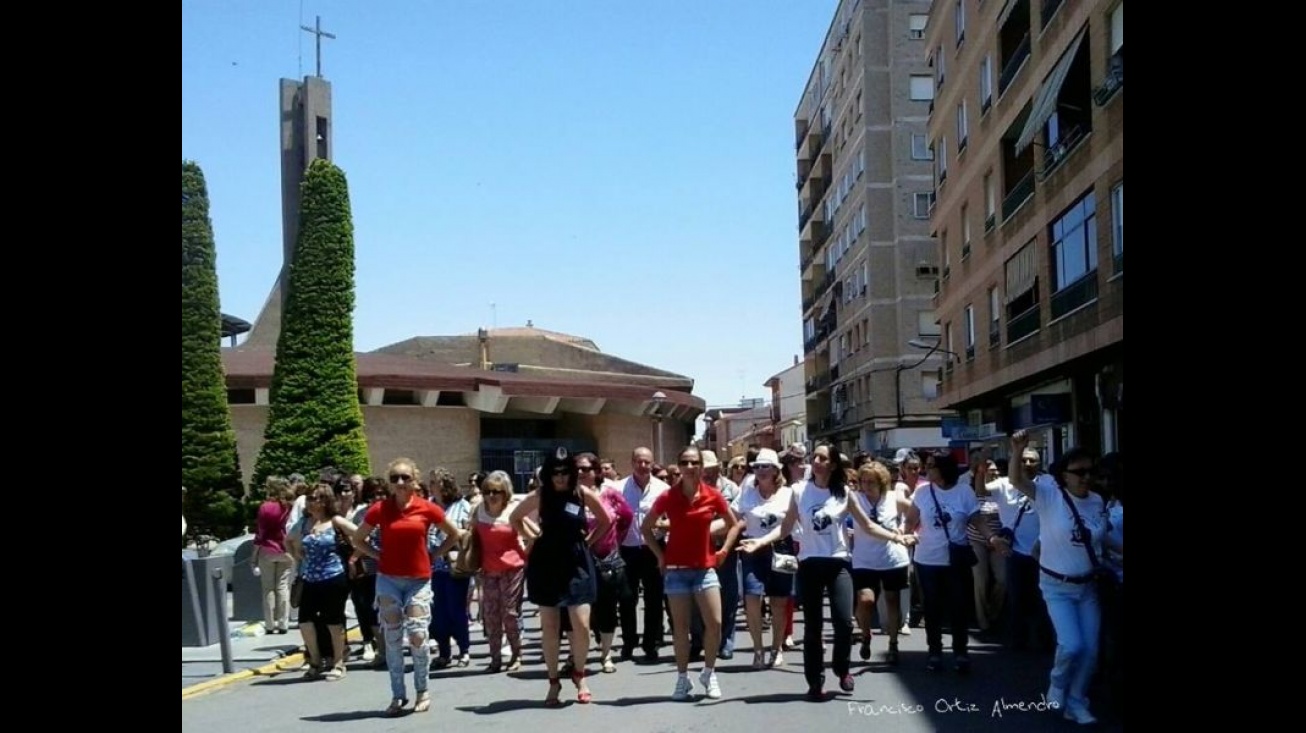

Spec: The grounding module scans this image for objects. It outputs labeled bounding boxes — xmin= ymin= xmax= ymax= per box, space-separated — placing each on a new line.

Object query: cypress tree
xmin=181 ymin=160 xmax=245 ymax=540
xmin=252 ymin=159 xmax=370 ymax=487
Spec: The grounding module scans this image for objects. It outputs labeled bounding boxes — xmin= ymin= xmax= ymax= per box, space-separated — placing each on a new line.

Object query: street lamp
xmin=651 ymin=391 xmax=667 ymax=465
xmin=702 ymin=414 xmax=714 ymax=451
xmin=896 ymin=339 xmax=961 ymax=423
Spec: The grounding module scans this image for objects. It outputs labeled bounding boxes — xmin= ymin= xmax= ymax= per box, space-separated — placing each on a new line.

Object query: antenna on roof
xmin=526 ymin=320 xmax=534 ymax=328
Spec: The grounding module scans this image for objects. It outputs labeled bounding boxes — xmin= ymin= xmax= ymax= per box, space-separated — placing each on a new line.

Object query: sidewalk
xmin=181 ymin=591 xmax=360 ymax=695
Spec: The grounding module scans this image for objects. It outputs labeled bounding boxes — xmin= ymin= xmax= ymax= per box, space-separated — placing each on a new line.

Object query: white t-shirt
xmin=733 ymin=483 xmax=793 ymax=539
xmin=1033 ymin=480 xmax=1108 ymax=578
xmin=911 ymin=483 xmax=979 ymax=567
xmin=620 ymin=475 xmax=669 ymax=547
xmin=851 ymin=491 xmax=910 ymax=571
xmin=284 ymin=494 xmax=307 ymax=534
xmin=988 ymin=476 xmax=1045 ymax=556
xmin=793 ymin=480 xmax=850 ymax=560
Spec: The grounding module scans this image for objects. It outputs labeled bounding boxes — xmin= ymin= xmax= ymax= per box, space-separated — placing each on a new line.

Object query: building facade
xmin=925 ymin=0 xmax=1123 ymax=460
xmin=796 ymin=0 xmax=951 ymax=459
xmin=766 ymin=360 xmax=809 ymax=450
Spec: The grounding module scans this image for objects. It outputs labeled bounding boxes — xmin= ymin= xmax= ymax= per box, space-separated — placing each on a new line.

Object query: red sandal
xmin=571 ymin=669 xmax=592 ymax=704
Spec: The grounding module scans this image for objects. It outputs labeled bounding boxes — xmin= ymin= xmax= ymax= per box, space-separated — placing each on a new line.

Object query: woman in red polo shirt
xmin=350 ymin=457 xmax=465 ymax=717
xmin=641 ymin=445 xmax=742 ymax=702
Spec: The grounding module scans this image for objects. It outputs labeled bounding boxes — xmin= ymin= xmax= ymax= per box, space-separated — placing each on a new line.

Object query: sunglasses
xmin=484 ymin=490 xmax=506 ymax=497
xmin=389 ymin=473 xmax=413 ymax=484
xmin=552 ymin=469 xmax=570 ymax=476
xmin=679 ymin=460 xmax=701 ymax=467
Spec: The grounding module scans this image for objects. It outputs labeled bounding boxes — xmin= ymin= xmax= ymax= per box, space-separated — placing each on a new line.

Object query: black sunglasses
xmin=389 ymin=473 xmax=413 ymax=484
xmin=679 ymin=460 xmax=701 ymax=467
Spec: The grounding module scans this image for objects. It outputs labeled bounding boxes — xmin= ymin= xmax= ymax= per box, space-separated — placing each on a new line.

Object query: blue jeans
xmin=1040 ymin=574 xmax=1101 ymax=709
xmin=430 ymin=571 xmax=471 ymax=659
xmin=374 ymin=574 xmax=433 ymax=701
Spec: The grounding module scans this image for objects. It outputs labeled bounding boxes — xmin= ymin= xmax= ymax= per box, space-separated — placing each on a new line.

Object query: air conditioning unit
xmin=916 ymin=265 xmax=940 ymax=278
xmin=909 ymin=29 xmax=924 ymax=40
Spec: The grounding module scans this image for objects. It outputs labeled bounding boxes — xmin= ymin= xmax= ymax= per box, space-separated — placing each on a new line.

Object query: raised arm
xmin=1007 ymin=430 xmax=1037 ymax=500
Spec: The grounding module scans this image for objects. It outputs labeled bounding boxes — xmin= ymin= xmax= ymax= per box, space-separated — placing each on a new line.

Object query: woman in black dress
xmin=510 ymin=447 xmax=611 ymax=706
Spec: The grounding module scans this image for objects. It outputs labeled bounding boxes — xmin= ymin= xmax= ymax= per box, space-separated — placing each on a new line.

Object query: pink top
xmin=253 ymin=500 xmax=290 ymax=554
xmin=475 ymin=505 xmax=527 ymax=574
xmin=590 ymin=486 xmax=634 ymax=558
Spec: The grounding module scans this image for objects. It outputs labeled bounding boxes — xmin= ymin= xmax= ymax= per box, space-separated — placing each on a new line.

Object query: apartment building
xmin=796 ymin=0 xmax=950 ymax=459
xmin=925 ymin=0 xmax=1124 ymax=459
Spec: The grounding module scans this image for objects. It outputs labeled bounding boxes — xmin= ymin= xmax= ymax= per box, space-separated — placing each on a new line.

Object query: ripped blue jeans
xmin=375 ymin=574 xmax=434 ymax=701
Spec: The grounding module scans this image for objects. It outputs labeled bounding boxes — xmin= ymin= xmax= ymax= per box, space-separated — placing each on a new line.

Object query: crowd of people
xmin=245 ymin=436 xmax=1122 ymax=724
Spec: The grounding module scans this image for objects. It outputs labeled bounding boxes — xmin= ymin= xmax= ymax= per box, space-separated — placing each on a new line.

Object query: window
xmin=979 ymin=55 xmax=993 ymax=110
xmin=1050 ymin=190 xmax=1099 ymax=292
xmin=937 ymin=136 xmax=948 ymax=182
xmin=955 ymin=0 xmax=966 ymax=45
xmin=913 ymin=192 xmax=933 ymax=218
xmin=1111 ymin=181 xmax=1123 ymax=268
xmin=984 ymin=172 xmax=996 ymax=218
xmin=941 ymin=230 xmax=950 ymax=268
xmin=935 ymin=46 xmax=946 ymax=88
xmin=945 ymin=322 xmax=954 ymax=360
xmin=964 ymin=304 xmax=976 ymax=353
xmin=1004 ymin=241 xmax=1040 ymax=342
xmin=922 ymin=372 xmax=940 ymax=399
xmin=804 ymin=318 xmax=816 ymax=341
xmin=909 ymin=13 xmax=928 ymax=39
xmin=910 ymin=75 xmax=935 ymax=101
xmin=855 ymin=90 xmax=863 ymax=120
xmin=918 ymin=310 xmax=941 ymax=337
xmin=957 ymin=100 xmax=969 ymax=148
xmin=961 ymin=203 xmax=971 ymax=253
xmin=911 ymin=133 xmax=934 ymax=160
xmin=988 ymin=286 xmax=1001 ymax=344
xmin=1110 ymin=3 xmax=1124 ymax=54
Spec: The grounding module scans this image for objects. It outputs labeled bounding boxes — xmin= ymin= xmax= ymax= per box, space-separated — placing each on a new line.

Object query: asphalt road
xmin=183 ymin=604 xmax=1122 ymax=733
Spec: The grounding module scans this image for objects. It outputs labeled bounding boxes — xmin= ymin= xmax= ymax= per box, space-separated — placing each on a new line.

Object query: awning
xmin=1004 ymin=242 xmax=1037 ymax=303
xmin=1015 ymin=28 xmax=1087 ymax=155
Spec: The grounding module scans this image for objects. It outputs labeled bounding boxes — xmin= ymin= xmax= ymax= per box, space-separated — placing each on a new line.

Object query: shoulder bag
xmin=1057 ymin=487 xmax=1119 ymax=601
xmin=930 ymin=485 xmax=978 ymax=568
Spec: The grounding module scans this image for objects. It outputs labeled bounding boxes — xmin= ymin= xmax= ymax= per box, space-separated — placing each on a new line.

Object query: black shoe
xmin=718 ymin=650 xmax=734 ymax=660
xmin=642 ymin=650 xmax=659 ymax=664
xmin=859 ymin=639 xmax=871 ymax=661
xmin=619 ymin=649 xmax=634 ymax=662
xmin=954 ymin=655 xmax=971 ymax=675
xmin=805 ymin=685 xmax=825 ymax=702
xmin=885 ymin=643 xmax=900 ymax=666
xmin=839 ymin=674 xmax=855 ymax=692
xmin=925 ymin=655 xmax=942 ymax=671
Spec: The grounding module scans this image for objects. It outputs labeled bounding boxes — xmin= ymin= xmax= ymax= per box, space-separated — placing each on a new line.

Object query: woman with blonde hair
xmin=473 ymin=470 xmax=529 ymax=672
xmin=849 ymin=461 xmax=915 ymax=665
xmin=351 ymin=458 xmax=466 ymax=717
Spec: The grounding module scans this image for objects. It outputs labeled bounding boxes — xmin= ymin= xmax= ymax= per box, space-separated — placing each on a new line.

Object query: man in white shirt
xmin=618 ymin=447 xmax=670 ymax=663
xmin=995 ymin=449 xmax=1055 ymax=651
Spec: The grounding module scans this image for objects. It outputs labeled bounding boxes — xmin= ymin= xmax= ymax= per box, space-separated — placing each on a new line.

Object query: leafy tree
xmin=252 ymin=160 xmax=370 ymax=487
xmin=182 ymin=160 xmax=244 ymax=540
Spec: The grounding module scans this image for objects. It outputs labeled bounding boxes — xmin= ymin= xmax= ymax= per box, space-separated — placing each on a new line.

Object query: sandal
xmin=384 ymin=698 xmax=407 ymax=717
xmin=413 ymin=692 xmax=432 ymax=713
xmin=324 ymin=664 xmax=346 ymax=681
xmin=545 ymin=676 xmax=562 ymax=708
xmin=752 ymin=651 xmax=766 ymax=669
xmin=601 ymin=656 xmax=616 ymax=674
xmin=303 ymin=662 xmax=324 ymax=680
xmin=506 ymin=656 xmax=522 ymax=672
xmin=572 ymin=669 xmax=592 ymax=704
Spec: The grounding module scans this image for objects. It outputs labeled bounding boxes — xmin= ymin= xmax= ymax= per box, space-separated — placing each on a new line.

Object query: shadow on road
xmin=300 ymin=710 xmax=391 ymax=722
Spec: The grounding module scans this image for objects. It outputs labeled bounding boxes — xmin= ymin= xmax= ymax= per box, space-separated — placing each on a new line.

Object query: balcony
xmin=1094 ymin=50 xmax=1124 ymax=107
xmin=1039 ymin=124 xmax=1087 ymax=179
xmin=998 ymin=35 xmax=1030 ymax=96
xmin=1050 ymin=271 xmax=1098 ymax=320
xmin=1006 ymin=305 xmax=1040 ymax=344
xmin=1002 ymin=171 xmax=1035 ymax=220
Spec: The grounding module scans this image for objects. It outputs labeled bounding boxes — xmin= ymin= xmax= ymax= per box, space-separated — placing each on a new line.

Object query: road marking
xmin=182 ymin=628 xmax=363 ymax=700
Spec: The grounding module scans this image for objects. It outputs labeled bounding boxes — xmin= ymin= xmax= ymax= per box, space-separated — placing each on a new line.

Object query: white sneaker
xmin=1064 ymin=702 xmax=1097 ymax=725
xmin=699 ymin=669 xmax=721 ymax=699
xmin=361 ymin=645 xmax=376 ymax=663
xmin=672 ymin=674 xmax=693 ymax=701
xmin=1046 ymin=684 xmax=1067 ymax=711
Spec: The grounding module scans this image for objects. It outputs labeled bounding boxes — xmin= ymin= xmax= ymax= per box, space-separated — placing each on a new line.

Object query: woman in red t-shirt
xmin=351 ymin=458 xmax=465 ymax=717
xmin=640 ymin=446 xmax=742 ymax=702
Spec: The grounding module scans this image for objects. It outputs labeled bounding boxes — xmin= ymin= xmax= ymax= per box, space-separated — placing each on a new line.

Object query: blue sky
xmin=182 ymin=0 xmax=839 ymax=409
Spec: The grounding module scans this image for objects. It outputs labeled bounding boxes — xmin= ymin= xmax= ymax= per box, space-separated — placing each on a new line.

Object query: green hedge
xmin=181 ymin=161 xmax=244 ymax=540
xmin=252 ymin=160 xmax=371 ymax=488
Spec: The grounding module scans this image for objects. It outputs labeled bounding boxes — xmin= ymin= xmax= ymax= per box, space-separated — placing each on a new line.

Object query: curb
xmin=182 ymin=628 xmax=363 ymax=700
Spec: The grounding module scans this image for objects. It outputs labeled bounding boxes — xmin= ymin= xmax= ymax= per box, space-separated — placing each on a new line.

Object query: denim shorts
xmin=741 ymin=549 xmax=795 ymax=598
xmin=664 ymin=567 xmax=720 ymax=596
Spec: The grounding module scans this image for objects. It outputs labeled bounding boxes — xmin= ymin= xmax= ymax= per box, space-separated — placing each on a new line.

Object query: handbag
xmin=1057 ymin=487 xmax=1119 ymax=599
xmin=770 ymin=549 xmax=799 ymax=575
xmin=929 ymin=485 xmax=978 ymax=568
xmin=290 ymin=577 xmax=304 ymax=609
xmin=451 ymin=527 xmax=481 ymax=578
xmin=595 ymin=548 xmax=626 ymax=583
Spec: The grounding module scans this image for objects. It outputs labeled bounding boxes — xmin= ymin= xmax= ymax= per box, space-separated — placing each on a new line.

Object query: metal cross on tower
xmin=300 ymin=15 xmax=336 ymax=78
